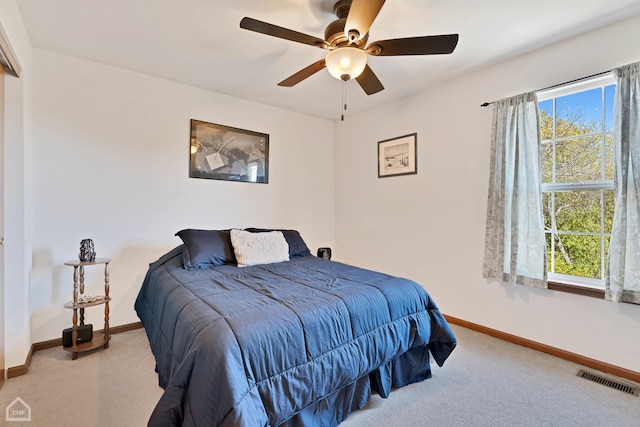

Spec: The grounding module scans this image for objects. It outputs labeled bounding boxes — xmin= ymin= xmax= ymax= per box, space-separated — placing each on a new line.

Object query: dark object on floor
xmin=62 ymin=324 xmax=93 ymax=347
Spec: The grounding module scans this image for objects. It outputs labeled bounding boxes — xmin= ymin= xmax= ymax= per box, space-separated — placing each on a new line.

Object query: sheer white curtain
xmin=606 ymin=62 xmax=640 ymax=304
xmin=483 ymin=92 xmax=547 ymax=288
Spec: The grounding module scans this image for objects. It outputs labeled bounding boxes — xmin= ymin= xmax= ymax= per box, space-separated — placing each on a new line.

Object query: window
xmin=538 ymin=75 xmax=616 ymax=290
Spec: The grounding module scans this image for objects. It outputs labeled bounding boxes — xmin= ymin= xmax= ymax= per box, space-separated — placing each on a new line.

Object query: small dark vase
xmin=78 ymin=239 xmax=96 ymax=262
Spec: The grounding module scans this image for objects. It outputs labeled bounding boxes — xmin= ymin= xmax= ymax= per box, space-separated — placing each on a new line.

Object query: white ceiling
xmin=16 ymin=0 xmax=640 ymax=120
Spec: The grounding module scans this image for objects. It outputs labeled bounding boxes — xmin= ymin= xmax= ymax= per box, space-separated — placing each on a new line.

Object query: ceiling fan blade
xmin=278 ymin=59 xmax=327 ymax=87
xmin=367 ymin=34 xmax=459 ymax=56
xmin=356 ymin=65 xmax=384 ymax=95
xmin=240 ymin=17 xmax=329 ymax=49
xmin=345 ymin=0 xmax=386 ymax=42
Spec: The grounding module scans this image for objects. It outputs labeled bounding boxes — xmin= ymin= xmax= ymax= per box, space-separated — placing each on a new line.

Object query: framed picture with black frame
xmin=378 ymin=133 xmax=417 ymax=178
xmin=189 ymin=119 xmax=269 ymax=183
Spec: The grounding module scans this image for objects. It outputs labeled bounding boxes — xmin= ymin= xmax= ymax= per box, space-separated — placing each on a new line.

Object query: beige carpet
xmin=1 ymin=325 xmax=639 ymax=426
xmin=0 ymin=329 xmax=163 ymax=426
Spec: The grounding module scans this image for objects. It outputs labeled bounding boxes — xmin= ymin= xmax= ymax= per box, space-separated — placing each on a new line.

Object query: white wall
xmin=335 ymin=14 xmax=640 ymax=372
xmin=29 ymin=49 xmax=335 ymax=344
xmin=6 ymin=1 xmax=640 ymax=375
xmin=1 ymin=0 xmax=33 ymax=370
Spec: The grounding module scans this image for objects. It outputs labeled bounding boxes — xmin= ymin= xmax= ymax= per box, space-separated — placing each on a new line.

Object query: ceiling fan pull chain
xmin=341 ymin=79 xmax=348 ymax=121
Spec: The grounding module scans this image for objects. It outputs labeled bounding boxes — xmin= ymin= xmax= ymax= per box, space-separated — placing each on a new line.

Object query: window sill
xmin=548 ymin=281 xmax=605 ymax=299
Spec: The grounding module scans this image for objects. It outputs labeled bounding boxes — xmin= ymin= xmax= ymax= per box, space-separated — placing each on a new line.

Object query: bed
xmin=135 ymin=228 xmax=456 ymax=426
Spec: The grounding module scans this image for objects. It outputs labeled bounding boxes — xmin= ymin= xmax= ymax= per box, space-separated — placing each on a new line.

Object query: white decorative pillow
xmin=230 ymin=229 xmax=290 ymax=267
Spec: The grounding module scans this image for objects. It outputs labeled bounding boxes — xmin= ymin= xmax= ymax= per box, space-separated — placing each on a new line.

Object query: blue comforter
xmin=135 ymin=246 xmax=456 ymax=426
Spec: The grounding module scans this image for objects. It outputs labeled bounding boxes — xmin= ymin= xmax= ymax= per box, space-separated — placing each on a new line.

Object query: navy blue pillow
xmin=244 ymin=228 xmax=311 ymax=257
xmin=175 ymin=229 xmax=236 ymax=269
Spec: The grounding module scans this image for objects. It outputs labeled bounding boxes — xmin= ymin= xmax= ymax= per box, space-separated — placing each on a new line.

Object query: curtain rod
xmin=480 ymin=69 xmax=612 ymax=107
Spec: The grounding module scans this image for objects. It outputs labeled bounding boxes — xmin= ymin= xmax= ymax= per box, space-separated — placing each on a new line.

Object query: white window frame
xmin=537 ymin=73 xmax=616 ymax=290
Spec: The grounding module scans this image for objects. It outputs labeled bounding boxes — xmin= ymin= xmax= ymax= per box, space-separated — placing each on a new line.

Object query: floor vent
xmin=577 ymin=369 xmax=640 ymax=397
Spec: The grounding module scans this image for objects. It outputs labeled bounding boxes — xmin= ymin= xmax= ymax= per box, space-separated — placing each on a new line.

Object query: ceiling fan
xmin=239 ymin=0 xmax=459 ymax=95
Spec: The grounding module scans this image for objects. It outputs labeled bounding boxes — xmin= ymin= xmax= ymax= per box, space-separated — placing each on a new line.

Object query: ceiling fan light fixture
xmin=325 ymin=47 xmax=367 ymax=81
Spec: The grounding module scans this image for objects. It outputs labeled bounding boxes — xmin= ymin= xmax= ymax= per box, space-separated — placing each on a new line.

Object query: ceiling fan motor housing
xmin=326 ymin=0 xmax=367 ymax=48
xmin=325 ymin=20 xmax=367 ymax=49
